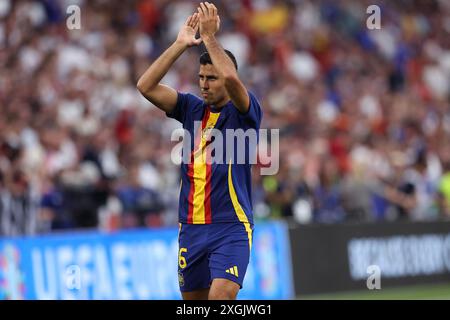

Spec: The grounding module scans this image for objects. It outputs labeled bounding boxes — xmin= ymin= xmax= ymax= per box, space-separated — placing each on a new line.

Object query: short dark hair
xmin=199 ymin=50 xmax=238 ymax=70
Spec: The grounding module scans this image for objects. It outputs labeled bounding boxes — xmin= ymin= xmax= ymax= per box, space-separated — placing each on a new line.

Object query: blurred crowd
xmin=1 ymin=0 xmax=450 ymax=236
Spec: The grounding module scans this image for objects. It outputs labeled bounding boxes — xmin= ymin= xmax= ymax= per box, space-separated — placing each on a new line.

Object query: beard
xmin=201 ymin=91 xmax=226 ymax=107
xmin=202 ymin=94 xmax=215 ymax=105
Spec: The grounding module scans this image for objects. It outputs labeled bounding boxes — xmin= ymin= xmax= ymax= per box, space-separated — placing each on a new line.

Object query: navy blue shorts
xmin=178 ymin=222 xmax=253 ymax=292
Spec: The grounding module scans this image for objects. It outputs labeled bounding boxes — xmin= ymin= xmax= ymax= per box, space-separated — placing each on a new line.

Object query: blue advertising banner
xmin=0 ymin=221 xmax=293 ymax=300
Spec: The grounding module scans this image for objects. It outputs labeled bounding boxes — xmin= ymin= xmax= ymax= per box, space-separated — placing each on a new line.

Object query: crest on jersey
xmin=178 ymin=271 xmax=185 ymax=287
xmin=202 ymin=126 xmax=214 ymax=140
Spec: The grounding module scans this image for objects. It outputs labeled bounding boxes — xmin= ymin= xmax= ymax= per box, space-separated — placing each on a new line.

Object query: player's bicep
xmin=238 ymin=91 xmax=263 ymax=129
xmin=224 ymin=76 xmax=250 ymax=114
xmin=139 ymin=84 xmax=178 ymax=113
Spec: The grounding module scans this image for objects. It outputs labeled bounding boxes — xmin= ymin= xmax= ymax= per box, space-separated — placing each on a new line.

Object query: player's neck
xmin=212 ymin=95 xmax=231 ymax=110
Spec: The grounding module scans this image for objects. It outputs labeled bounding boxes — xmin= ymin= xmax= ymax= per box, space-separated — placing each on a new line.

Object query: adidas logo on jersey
xmin=225 ymin=266 xmax=239 ymax=277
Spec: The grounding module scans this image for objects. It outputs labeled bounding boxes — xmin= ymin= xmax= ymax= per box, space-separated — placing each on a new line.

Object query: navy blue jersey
xmin=167 ymin=91 xmax=262 ymax=226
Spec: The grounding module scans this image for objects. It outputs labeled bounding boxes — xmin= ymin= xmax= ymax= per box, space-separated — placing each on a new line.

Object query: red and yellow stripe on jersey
xmin=187 ymin=108 xmax=219 ymax=224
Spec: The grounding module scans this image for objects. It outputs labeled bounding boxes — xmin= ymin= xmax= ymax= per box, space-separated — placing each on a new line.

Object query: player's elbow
xmin=136 ymin=78 xmax=147 ymax=94
xmin=137 ymin=75 xmax=157 ymax=95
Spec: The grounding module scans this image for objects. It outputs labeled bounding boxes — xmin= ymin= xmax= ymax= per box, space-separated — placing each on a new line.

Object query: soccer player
xmin=137 ymin=2 xmax=262 ymax=300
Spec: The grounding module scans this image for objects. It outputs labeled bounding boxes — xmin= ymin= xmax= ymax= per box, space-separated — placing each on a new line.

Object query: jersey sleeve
xmin=238 ymin=91 xmax=263 ymax=129
xmin=166 ymin=92 xmax=202 ymax=124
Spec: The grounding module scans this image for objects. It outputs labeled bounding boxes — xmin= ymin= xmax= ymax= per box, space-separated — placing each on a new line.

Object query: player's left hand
xmin=198 ymin=2 xmax=220 ymax=39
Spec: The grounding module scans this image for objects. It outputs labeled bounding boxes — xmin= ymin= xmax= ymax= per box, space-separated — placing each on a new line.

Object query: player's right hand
xmin=176 ymin=13 xmax=202 ymax=47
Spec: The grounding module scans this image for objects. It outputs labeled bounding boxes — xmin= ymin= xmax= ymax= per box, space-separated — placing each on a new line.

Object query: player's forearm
xmin=202 ymin=35 xmax=237 ymax=80
xmin=137 ymin=41 xmax=187 ymax=92
xmin=202 ymin=35 xmax=249 ymax=112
